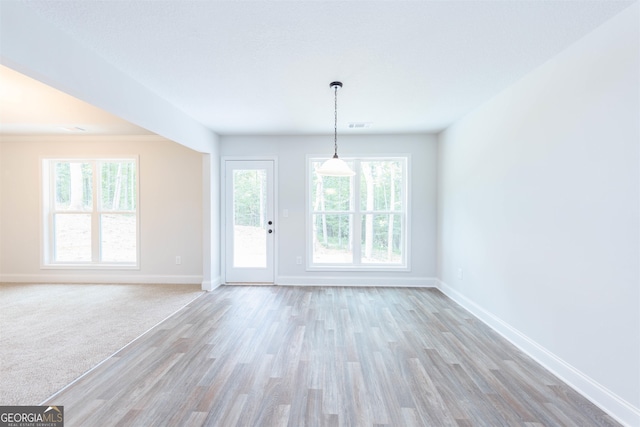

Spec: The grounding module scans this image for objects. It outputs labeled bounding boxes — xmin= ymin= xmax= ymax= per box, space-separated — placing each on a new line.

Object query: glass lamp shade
xmin=317 ymin=156 xmax=355 ymax=177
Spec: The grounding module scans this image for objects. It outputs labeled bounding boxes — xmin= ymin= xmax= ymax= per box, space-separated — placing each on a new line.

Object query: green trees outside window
xmin=45 ymin=158 xmax=138 ymax=265
xmin=310 ymin=157 xmax=407 ymax=267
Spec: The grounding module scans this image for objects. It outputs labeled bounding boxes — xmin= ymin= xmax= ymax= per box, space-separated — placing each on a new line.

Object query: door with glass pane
xmin=225 ymin=160 xmax=275 ymax=283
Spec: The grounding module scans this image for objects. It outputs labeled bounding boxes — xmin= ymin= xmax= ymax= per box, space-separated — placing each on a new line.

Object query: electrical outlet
xmin=176 ymin=256 xmax=181 ymax=265
xmin=296 ymin=256 xmax=302 ymax=265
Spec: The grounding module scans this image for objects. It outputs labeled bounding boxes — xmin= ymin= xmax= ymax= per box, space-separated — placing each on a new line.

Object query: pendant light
xmin=317 ymin=81 xmax=355 ymax=177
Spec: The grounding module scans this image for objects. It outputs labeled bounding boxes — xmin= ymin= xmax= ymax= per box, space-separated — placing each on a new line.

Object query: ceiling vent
xmin=60 ymin=126 xmax=87 ymax=132
xmin=348 ymin=122 xmax=372 ymax=129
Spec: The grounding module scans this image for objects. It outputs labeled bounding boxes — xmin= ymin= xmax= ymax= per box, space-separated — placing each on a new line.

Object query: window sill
xmin=41 ymin=264 xmax=140 ymax=270
xmin=306 ymin=265 xmax=410 ymax=273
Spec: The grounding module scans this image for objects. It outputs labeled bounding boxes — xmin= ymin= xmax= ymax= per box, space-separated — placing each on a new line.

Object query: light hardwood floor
xmin=45 ymin=286 xmax=619 ymax=426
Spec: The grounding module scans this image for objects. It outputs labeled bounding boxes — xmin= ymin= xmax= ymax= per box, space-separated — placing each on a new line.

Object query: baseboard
xmin=201 ymin=276 xmax=223 ymax=291
xmin=0 ymin=274 xmax=203 ymax=285
xmin=276 ymin=276 xmax=438 ymax=287
xmin=436 ymin=279 xmax=640 ymax=427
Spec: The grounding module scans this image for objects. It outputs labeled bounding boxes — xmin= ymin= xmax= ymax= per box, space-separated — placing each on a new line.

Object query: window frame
xmin=41 ymin=156 xmax=140 ymax=269
xmin=306 ymin=155 xmax=410 ymax=271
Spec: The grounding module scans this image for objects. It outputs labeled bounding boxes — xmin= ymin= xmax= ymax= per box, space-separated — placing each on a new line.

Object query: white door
xmin=225 ymin=160 xmax=275 ymax=283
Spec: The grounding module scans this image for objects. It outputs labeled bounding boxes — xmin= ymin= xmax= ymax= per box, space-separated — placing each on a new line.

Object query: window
xmin=42 ymin=158 xmax=139 ymax=267
xmin=308 ymin=157 xmax=408 ymax=269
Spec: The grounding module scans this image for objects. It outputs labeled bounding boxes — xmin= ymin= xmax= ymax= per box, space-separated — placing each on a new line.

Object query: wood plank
xmin=42 ymin=286 xmax=620 ymax=427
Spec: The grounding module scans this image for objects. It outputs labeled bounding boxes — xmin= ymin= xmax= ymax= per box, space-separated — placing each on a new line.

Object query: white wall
xmin=202 ymin=138 xmax=223 ymax=291
xmin=1 ymin=1 xmax=222 ymax=290
xmin=0 ymin=135 xmax=205 ymax=284
xmin=438 ymin=4 xmax=639 ymax=425
xmin=0 ymin=2 xmax=217 ymax=153
xmin=220 ymin=134 xmax=438 ymax=286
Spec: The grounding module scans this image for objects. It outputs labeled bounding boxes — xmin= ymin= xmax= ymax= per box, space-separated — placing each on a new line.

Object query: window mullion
xmin=43 ymin=157 xmax=138 ymax=267
xmin=49 ymin=161 xmax=56 ymax=262
xmin=352 ymin=160 xmax=362 ymax=265
xmin=92 ymin=161 xmax=100 ymax=262
xmin=308 ymin=156 xmax=407 ymax=269
xmin=402 ymin=159 xmax=408 ymax=266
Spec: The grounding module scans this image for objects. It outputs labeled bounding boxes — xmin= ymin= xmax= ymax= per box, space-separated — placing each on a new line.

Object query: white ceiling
xmin=0 ymin=65 xmax=150 ymax=135
xmin=2 ymin=0 xmax=635 ymax=136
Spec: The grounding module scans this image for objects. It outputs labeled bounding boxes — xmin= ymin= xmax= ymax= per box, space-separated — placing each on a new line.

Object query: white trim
xmin=306 ymin=265 xmax=410 ymax=272
xmin=40 ymin=263 xmax=140 ymax=270
xmin=436 ymin=279 xmax=640 ymax=427
xmin=405 ymin=153 xmax=412 ymax=271
xmin=201 ymin=275 xmax=223 ymax=291
xmin=221 ymin=156 xmax=278 ymax=284
xmin=220 ymin=156 xmax=227 ymax=284
xmin=0 ymin=274 xmax=202 ymax=285
xmin=3 ymin=134 xmax=169 ymax=144
xmin=40 ymin=156 xmax=141 ymax=269
xmin=273 ymin=158 xmax=279 ymax=282
xmin=306 ymin=155 xmax=410 ymax=270
xmin=276 ymin=275 xmax=437 ymax=287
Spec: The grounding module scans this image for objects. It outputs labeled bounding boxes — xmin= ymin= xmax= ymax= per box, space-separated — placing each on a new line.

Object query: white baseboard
xmin=0 ymin=274 xmax=203 ymax=285
xmin=436 ymin=279 xmax=640 ymax=427
xmin=202 ymin=276 xmax=223 ymax=291
xmin=276 ymin=275 xmax=438 ymax=287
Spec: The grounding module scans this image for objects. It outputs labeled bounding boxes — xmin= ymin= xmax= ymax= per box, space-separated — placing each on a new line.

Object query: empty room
xmin=0 ymin=1 xmax=638 ymax=426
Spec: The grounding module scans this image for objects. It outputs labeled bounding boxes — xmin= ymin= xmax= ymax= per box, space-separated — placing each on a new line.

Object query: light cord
xmin=333 ymin=84 xmax=338 ymax=158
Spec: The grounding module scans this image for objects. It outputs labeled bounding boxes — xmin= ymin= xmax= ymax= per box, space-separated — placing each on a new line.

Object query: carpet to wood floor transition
xmin=44 ymin=286 xmax=619 ymax=427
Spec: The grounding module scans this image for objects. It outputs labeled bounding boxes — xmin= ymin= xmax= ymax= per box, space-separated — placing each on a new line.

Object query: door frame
xmin=221 ymin=156 xmax=278 ymax=284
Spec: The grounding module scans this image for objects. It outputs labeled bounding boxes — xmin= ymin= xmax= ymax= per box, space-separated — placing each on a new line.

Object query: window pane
xmin=101 ymin=213 xmax=136 ymax=262
xmin=54 ymin=161 xmax=92 ymax=211
xmin=360 ymin=160 xmax=403 ymax=211
xmin=312 ymin=214 xmax=352 ymax=263
xmin=308 ymin=156 xmax=407 ymax=268
xmin=54 ymin=213 xmax=91 ymax=262
xmin=232 ymin=169 xmax=267 ymax=268
xmin=311 ymin=161 xmax=353 ymax=212
xmin=361 ymin=214 xmax=402 ymax=264
xmin=100 ymin=161 xmax=137 ymax=211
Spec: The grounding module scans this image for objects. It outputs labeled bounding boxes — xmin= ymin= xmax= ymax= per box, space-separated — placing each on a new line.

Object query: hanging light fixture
xmin=317 ymin=81 xmax=355 ymax=177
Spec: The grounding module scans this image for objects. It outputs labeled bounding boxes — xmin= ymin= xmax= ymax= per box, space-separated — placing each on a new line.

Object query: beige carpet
xmin=0 ymin=283 xmax=204 ymax=405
